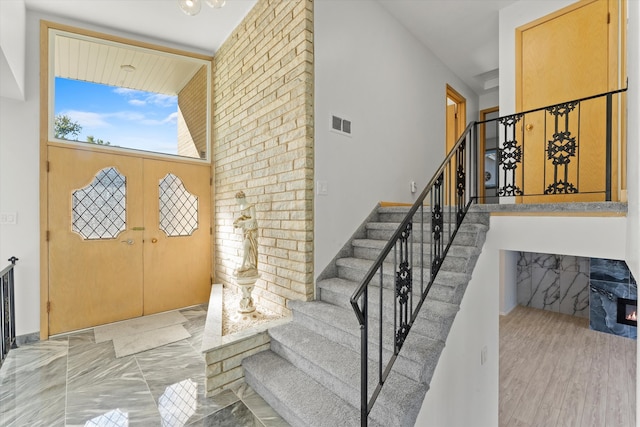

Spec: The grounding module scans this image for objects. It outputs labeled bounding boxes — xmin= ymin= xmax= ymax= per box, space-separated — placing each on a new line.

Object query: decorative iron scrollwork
xmin=546 ymin=101 xmax=577 ymax=118
xmin=497 ymin=114 xmax=523 ymax=196
xmin=456 ymin=144 xmax=466 ymax=225
xmin=544 ymin=101 xmax=579 ymax=194
xmin=431 ymin=172 xmax=444 ymax=276
xmin=395 ymin=261 xmax=411 ymax=305
xmin=396 ymin=322 xmax=410 ymax=349
xmin=395 ymin=221 xmax=412 ymax=352
xmin=547 ymin=131 xmax=577 ymax=165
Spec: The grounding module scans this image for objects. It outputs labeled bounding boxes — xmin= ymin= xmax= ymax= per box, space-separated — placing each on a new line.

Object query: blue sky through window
xmin=54 ymin=78 xmax=179 ymax=155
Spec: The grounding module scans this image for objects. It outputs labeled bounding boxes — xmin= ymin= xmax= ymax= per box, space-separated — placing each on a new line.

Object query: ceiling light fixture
xmin=120 ymin=64 xmax=136 ymax=72
xmin=178 ymin=0 xmax=226 ymax=16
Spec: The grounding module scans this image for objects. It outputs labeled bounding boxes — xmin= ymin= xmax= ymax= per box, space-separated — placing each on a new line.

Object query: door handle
xmin=121 ymin=239 xmax=134 ymax=245
xmin=151 ymin=238 xmax=158 ymax=243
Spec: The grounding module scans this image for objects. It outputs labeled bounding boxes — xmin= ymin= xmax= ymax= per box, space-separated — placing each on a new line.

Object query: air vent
xmin=332 ymin=115 xmax=342 ymax=131
xmin=331 ymin=115 xmax=352 ymax=136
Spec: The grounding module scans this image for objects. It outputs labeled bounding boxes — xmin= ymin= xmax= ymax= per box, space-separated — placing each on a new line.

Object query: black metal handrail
xmin=1 ymin=256 xmax=19 ymax=367
xmin=349 ymin=87 xmax=627 ymax=425
xmin=350 ymin=121 xmax=478 ymax=425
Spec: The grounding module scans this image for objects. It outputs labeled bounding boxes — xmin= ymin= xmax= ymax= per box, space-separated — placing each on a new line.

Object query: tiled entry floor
xmin=0 ymin=304 xmax=289 ymax=426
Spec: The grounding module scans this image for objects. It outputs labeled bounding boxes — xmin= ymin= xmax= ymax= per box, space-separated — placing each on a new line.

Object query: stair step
xmin=287 ymin=300 xmax=446 ymax=382
xmin=366 ymin=221 xmax=488 ymax=246
xmin=310 ymin=280 xmax=459 ymax=343
xmin=266 ymin=321 xmax=427 ymax=426
xmin=243 ymin=350 xmax=380 ymax=427
xmin=316 ymin=272 xmax=468 ymax=308
xmin=336 ymin=256 xmax=473 ymax=287
xmin=377 ymin=206 xmax=490 ymax=225
xmin=352 ymin=238 xmax=481 ymax=268
xmin=317 ymin=275 xmax=468 ymax=316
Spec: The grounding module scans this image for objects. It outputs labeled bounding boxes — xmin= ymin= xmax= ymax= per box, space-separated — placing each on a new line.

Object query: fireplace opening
xmin=617 ymin=298 xmax=637 ymax=327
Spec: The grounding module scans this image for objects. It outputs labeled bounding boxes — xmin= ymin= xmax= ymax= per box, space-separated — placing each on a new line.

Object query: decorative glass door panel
xmin=143 ymin=160 xmax=211 ymax=315
xmin=48 ymin=147 xmax=144 ymax=335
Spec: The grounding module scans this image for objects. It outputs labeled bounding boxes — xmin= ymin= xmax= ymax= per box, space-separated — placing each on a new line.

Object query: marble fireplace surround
xmin=590 ymin=258 xmax=637 ymax=339
xmin=517 ymin=252 xmax=637 ymax=339
xmin=516 ymin=252 xmax=590 ymax=318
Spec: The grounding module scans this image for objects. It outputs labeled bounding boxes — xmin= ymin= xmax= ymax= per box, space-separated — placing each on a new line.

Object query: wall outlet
xmin=0 ymin=212 xmax=17 ymax=225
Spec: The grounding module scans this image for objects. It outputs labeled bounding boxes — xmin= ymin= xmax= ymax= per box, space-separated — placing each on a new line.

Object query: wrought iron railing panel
xmin=349 ymin=88 xmax=626 ymax=425
xmin=481 ymin=88 xmax=627 ymax=202
xmin=1 ymin=257 xmax=18 ymax=367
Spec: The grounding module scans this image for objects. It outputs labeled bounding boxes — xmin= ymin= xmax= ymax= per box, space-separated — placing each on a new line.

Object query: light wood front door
xmin=142 ymin=159 xmax=211 ymax=314
xmin=48 ymin=146 xmax=211 ymax=335
xmin=516 ymin=0 xmax=622 ymax=202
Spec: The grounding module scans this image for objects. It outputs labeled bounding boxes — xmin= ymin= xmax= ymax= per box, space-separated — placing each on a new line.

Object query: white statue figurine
xmin=233 ymin=191 xmax=258 ymax=278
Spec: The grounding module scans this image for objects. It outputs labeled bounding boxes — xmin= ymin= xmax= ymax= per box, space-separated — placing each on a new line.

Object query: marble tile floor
xmin=0 ymin=305 xmax=289 ymax=427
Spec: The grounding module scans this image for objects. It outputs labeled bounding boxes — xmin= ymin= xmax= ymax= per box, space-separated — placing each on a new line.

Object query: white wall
xmin=0 ymin=0 xmax=26 ymax=100
xmin=479 ymin=90 xmax=499 ymax=111
xmin=416 ymin=234 xmax=499 ymax=427
xmin=0 ymin=9 xmax=40 ymax=336
xmin=626 ymin=1 xmax=640 ymax=424
xmin=314 ymin=0 xmax=478 ymax=274
xmin=416 ymin=213 xmax=627 ymax=426
xmin=626 ymin=0 xmax=640 ymax=282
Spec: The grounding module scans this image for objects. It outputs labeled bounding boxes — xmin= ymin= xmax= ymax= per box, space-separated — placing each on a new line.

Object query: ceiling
xmin=54 ymin=32 xmax=207 ymax=95
xmin=377 ymin=0 xmax=519 ymax=95
xmin=23 ymin=0 xmax=518 ymax=96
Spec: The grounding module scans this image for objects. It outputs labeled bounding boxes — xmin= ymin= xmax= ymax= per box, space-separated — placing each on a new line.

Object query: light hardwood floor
xmin=500 ymin=305 xmax=636 ymax=427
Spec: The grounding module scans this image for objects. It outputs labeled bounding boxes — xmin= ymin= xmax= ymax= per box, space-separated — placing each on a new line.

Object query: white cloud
xmin=114 ymin=87 xmax=176 ymax=108
xmin=147 ymin=94 xmax=177 ymax=108
xmin=141 ymin=111 xmax=178 ymax=126
xmin=64 ymin=110 xmax=110 ymax=128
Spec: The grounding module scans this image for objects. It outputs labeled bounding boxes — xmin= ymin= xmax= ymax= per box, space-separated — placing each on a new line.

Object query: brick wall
xmin=178 ymin=65 xmax=208 ymax=158
xmin=213 ymin=0 xmax=314 ymax=315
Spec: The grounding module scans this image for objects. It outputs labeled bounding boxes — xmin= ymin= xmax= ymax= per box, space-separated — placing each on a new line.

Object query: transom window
xmin=48 ymin=28 xmax=211 ymax=161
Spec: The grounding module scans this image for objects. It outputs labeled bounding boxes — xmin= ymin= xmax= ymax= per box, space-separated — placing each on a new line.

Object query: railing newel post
xmin=605 ymin=92 xmax=613 ymax=201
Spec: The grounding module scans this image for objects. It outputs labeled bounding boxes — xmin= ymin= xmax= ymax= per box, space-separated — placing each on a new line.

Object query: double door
xmin=48 ymin=146 xmax=211 ymax=335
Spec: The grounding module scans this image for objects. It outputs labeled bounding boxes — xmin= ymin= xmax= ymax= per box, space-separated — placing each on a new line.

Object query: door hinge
xmin=46 ymin=301 xmax=51 ymax=313
xmin=210 ymin=227 xmax=213 ymax=235
xmin=607 ymin=12 xmax=610 ymax=24
xmin=46 ymin=161 xmax=50 ymax=172
xmin=46 ymin=230 xmax=50 ymax=241
xmin=210 ymin=177 xmax=213 ymax=186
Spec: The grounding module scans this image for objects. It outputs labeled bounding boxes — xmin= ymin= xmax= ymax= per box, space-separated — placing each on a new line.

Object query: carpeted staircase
xmin=243 ymin=205 xmax=489 ymax=426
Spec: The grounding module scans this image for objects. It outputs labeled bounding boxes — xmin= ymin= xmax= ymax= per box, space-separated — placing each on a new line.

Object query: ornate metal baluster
xmin=431 ymin=173 xmax=444 ymax=279
xmin=395 ymin=222 xmax=412 ymax=352
xmin=497 ymin=114 xmax=523 ymax=196
xmin=456 ymin=142 xmax=466 ymax=226
xmin=544 ymin=101 xmax=578 ymax=194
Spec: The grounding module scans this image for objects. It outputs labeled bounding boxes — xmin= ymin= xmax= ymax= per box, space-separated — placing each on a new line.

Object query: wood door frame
xmin=39 ymin=21 xmax=215 ymax=339
xmin=445 ymin=84 xmax=467 ymax=152
xmin=515 ymin=0 xmax=626 ymax=201
xmin=479 ymin=106 xmax=500 ymax=201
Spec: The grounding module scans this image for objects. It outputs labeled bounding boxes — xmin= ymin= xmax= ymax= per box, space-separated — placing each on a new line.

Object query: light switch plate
xmin=0 ymin=212 xmax=17 ymax=224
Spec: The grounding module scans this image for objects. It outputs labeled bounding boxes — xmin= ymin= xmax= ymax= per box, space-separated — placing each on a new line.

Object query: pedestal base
xmin=234 ymin=274 xmax=259 ymax=314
